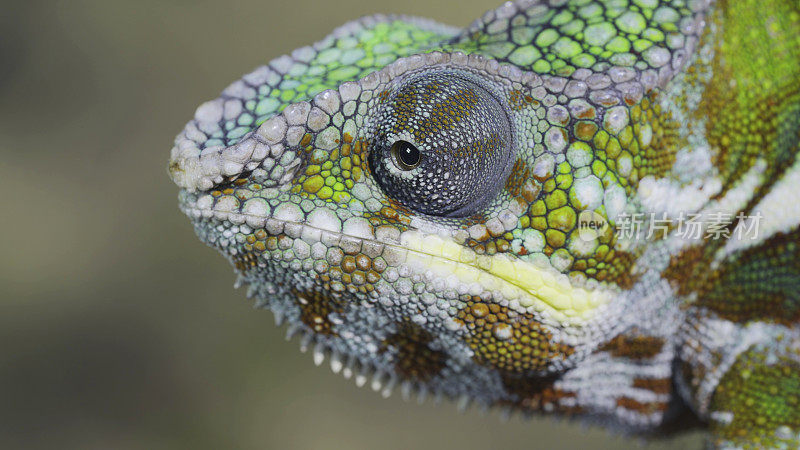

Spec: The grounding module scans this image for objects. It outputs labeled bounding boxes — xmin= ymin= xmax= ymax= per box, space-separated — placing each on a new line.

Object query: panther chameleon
xmin=167 ymin=0 xmax=800 ymax=447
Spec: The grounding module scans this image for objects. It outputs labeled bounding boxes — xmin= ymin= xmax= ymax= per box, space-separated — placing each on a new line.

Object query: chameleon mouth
xmin=180 ymin=194 xmax=610 ymax=325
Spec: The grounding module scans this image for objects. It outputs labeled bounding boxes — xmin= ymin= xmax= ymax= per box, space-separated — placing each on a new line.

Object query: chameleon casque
xmin=168 ymin=0 xmax=800 ymax=447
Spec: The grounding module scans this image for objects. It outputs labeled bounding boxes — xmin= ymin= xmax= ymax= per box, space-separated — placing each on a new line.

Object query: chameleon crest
xmin=168 ymin=0 xmax=800 ymax=447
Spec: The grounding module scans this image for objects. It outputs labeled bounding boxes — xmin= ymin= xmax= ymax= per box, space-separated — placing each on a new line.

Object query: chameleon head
xmin=164 ymin=1 xmax=800 ymax=442
xmin=169 ymin=47 xmax=632 ymax=402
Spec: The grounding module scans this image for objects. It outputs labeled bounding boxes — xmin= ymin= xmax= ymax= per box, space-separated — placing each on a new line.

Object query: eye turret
xmin=369 ymin=71 xmax=514 ymax=218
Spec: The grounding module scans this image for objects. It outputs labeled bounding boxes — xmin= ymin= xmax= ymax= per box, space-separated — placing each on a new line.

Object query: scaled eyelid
xmin=368 ymin=70 xmax=514 ymax=218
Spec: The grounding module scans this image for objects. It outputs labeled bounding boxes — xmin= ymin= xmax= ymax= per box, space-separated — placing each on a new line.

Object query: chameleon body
xmin=168 ymin=0 xmax=800 ymax=447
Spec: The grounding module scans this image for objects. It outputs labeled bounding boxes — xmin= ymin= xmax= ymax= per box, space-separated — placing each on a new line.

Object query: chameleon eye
xmin=368 ymin=71 xmax=514 ymax=218
xmin=390 ymin=140 xmax=422 ymax=170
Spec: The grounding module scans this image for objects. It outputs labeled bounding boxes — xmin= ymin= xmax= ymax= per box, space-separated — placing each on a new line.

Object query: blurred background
xmin=0 ymin=1 xmax=704 ymax=448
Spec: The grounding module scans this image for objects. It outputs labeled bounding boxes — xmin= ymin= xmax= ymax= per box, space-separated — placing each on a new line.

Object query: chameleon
xmin=167 ymin=0 xmax=800 ymax=447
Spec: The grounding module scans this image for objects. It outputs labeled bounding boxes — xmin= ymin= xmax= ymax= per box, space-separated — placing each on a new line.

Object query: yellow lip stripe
xmin=401 ymin=231 xmax=609 ymax=323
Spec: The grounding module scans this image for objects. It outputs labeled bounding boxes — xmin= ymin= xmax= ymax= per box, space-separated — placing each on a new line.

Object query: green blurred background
xmin=0 ymin=1 xmax=703 ymax=448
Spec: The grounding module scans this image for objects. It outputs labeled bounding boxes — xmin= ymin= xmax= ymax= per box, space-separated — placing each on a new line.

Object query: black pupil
xmin=395 ymin=141 xmax=420 ymax=169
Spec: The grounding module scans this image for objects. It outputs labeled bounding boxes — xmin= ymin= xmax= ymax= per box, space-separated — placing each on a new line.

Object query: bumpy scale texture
xmin=168 ymin=1 xmax=800 ymax=448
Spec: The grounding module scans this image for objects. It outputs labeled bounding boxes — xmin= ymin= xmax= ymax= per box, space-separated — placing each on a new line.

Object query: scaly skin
xmin=167 ymin=1 xmax=800 ymax=447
